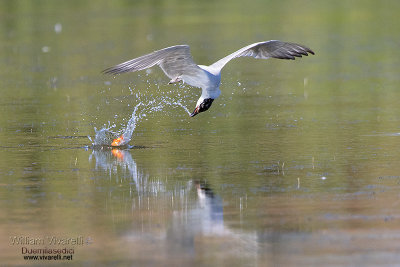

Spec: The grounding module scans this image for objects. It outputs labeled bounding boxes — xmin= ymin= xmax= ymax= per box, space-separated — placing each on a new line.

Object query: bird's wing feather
xmin=103 ymin=45 xmax=209 ymax=88
xmin=210 ymin=40 xmax=314 ymax=71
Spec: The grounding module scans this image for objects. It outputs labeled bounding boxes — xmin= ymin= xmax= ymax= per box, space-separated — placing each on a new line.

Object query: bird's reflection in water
xmin=193 ymin=180 xmax=224 ymax=234
xmin=165 ymin=180 xmax=227 ymax=256
xmin=89 ymin=148 xmax=257 ymax=261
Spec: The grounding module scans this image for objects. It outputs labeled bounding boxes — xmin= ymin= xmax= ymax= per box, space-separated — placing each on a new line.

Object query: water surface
xmin=1 ymin=0 xmax=400 ymax=266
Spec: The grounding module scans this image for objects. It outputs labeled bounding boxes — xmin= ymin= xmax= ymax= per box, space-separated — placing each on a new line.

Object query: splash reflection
xmin=89 ymin=149 xmax=257 ymax=261
xmin=89 ymin=149 xmax=154 ymax=195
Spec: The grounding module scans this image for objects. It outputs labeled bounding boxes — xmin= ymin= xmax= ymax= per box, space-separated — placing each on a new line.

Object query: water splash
xmin=91 ymin=123 xmax=117 ymax=147
xmin=145 ymin=96 xmax=191 ymax=116
xmin=90 ymin=96 xmax=191 ymax=147
xmin=168 ymin=98 xmax=192 ymax=115
xmin=114 ymin=103 xmax=142 ymax=146
xmin=91 ymin=103 xmax=141 ymax=147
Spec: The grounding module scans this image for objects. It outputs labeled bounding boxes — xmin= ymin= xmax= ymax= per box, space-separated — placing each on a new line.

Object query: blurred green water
xmin=1 ymin=0 xmax=400 ymax=266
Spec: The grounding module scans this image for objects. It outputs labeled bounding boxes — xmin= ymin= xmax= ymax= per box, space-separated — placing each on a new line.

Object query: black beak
xmin=190 ymin=106 xmax=199 ymax=117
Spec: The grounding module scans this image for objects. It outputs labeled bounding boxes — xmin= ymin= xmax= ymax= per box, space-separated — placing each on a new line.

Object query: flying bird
xmin=103 ymin=40 xmax=314 ymax=117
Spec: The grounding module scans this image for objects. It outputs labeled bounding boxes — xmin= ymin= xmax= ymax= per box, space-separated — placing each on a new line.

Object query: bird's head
xmin=190 ymin=98 xmax=214 ymax=117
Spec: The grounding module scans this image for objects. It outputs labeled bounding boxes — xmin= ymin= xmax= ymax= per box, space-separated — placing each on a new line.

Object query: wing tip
xmin=304 ymin=47 xmax=315 ymax=56
xmin=102 ymin=66 xmax=131 ymax=75
xmin=101 ymin=68 xmax=112 ymax=75
xmin=102 ymin=69 xmax=117 ymax=75
xmin=292 ymin=47 xmax=315 ymax=59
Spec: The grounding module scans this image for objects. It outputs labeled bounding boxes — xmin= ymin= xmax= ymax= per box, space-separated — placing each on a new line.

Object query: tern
xmin=103 ymin=40 xmax=314 ymax=117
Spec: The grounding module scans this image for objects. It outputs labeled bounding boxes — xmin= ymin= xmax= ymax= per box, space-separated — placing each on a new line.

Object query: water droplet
xmin=54 ymin=23 xmax=62 ymax=34
xmin=42 ymin=46 xmax=50 ymax=53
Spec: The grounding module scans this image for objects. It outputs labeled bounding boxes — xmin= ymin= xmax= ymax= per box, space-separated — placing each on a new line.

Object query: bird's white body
xmin=194 ymin=65 xmax=221 ymax=107
xmin=104 ymin=40 xmax=314 ymax=116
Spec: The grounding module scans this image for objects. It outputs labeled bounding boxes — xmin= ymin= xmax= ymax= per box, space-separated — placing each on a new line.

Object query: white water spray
xmin=90 ymin=96 xmax=191 ymax=147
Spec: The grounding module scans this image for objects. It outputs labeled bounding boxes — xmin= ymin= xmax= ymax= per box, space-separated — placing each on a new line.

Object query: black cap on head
xmin=190 ymin=98 xmax=214 ymax=117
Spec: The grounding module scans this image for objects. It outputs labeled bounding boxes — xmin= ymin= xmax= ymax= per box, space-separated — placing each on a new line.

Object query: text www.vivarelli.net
xmin=23 ymin=254 xmax=73 ymax=261
xmin=21 ymin=247 xmax=74 ymax=261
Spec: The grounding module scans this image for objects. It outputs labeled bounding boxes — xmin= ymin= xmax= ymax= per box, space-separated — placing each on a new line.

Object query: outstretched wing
xmin=210 ymin=40 xmax=314 ymax=71
xmin=103 ymin=45 xmax=209 ymax=88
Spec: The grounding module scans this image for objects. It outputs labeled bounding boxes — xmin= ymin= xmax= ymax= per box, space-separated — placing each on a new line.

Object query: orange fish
xmin=111 ymin=135 xmax=124 ymax=147
xmin=111 ymin=149 xmax=124 ymax=160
